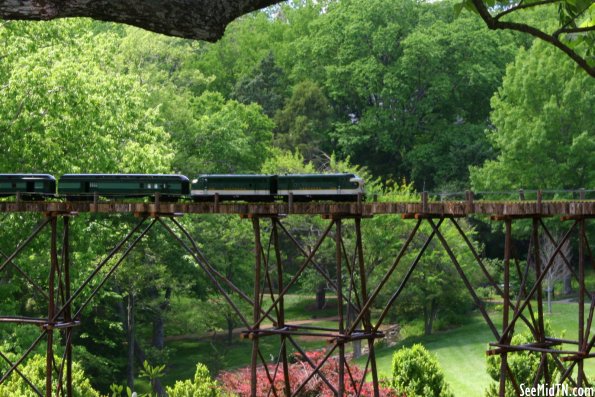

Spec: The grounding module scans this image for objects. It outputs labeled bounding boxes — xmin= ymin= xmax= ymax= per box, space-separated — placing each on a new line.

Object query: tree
xmin=296 ymin=0 xmax=517 ymax=190
xmin=0 ymin=0 xmax=281 ymax=41
xmin=232 ymin=52 xmax=288 ymax=118
xmin=0 ymin=19 xmax=173 ymax=175
xmin=173 ymin=91 xmax=274 ymax=175
xmin=274 ymin=80 xmax=332 ymax=162
xmin=391 ymin=344 xmax=454 ymax=397
xmin=539 ymin=234 xmax=572 ymax=313
xmin=470 ymin=40 xmax=595 ymax=191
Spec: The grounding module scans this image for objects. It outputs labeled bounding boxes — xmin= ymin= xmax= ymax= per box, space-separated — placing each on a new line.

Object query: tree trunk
xmin=0 ymin=0 xmax=283 ymax=41
xmin=316 ymin=283 xmax=326 ymax=310
xmin=150 ymin=287 xmax=171 ymax=397
xmin=547 ymin=278 xmax=553 ymax=314
xmin=424 ymin=300 xmax=437 ymax=335
xmin=127 ymin=293 xmax=135 ymax=391
xmin=563 ymin=274 xmax=572 ymax=295
xmin=226 ymin=316 xmax=234 ymax=345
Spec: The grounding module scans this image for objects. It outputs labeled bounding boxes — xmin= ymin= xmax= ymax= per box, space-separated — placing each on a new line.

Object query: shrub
xmin=485 ymin=331 xmax=559 ymax=397
xmin=0 ymin=354 xmax=99 ymax=397
xmin=391 ymin=344 xmax=453 ymax=397
xmin=166 ymin=363 xmax=223 ymax=397
xmin=218 ymin=350 xmax=398 ymax=396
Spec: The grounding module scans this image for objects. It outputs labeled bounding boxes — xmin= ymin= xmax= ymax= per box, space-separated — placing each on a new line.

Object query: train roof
xmin=196 ymin=174 xmax=274 ymax=178
xmin=60 ymin=174 xmax=189 ymax=181
xmin=278 ymin=173 xmax=358 ymax=177
xmin=0 ymin=174 xmax=56 ymax=180
xmin=196 ymin=173 xmax=358 ymax=177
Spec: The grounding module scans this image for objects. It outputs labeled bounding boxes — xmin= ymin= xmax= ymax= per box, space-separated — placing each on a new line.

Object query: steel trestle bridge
xmin=0 ymin=194 xmax=593 ymax=397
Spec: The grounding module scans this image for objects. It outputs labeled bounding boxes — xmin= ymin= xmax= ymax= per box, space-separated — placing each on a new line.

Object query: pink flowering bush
xmin=218 ymin=350 xmax=400 ymax=397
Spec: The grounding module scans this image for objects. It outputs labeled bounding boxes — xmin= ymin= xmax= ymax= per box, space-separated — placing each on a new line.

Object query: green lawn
xmin=141 ymin=295 xmax=594 ymax=396
xmin=365 ymin=302 xmax=595 ymax=397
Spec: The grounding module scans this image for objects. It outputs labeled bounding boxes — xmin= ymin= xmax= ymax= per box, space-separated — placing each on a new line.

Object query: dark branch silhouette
xmin=0 ymin=0 xmax=284 ymax=41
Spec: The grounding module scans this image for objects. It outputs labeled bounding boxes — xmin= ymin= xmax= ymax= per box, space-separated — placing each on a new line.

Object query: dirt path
xmin=165 ymin=316 xmax=340 ymax=342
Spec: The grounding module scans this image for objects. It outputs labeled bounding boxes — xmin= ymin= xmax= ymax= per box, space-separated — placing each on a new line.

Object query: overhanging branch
xmin=471 ymin=0 xmax=595 ymax=77
xmin=0 ymin=0 xmax=285 ymax=41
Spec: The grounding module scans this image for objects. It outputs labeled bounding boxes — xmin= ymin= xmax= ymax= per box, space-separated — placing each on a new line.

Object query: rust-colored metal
xmin=355 ymin=217 xmax=379 ymax=397
xmin=0 ymin=199 xmax=592 ymax=396
xmin=272 ymin=219 xmax=291 ymax=397
xmin=335 ymin=219 xmax=345 ymax=397
xmin=251 ymin=217 xmax=262 ymax=397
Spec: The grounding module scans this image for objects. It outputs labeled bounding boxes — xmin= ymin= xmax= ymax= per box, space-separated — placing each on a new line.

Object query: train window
xmin=140 ymin=183 xmax=144 ymax=188
xmin=11 ymin=183 xmax=16 ymax=188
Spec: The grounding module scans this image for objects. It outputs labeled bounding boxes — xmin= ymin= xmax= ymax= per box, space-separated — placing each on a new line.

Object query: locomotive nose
xmin=349 ymin=176 xmax=364 ymax=187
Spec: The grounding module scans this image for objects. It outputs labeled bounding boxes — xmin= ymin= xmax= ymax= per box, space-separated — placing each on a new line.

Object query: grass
xmin=139 ymin=292 xmax=595 ymax=395
xmin=364 ymin=302 xmax=595 ymax=397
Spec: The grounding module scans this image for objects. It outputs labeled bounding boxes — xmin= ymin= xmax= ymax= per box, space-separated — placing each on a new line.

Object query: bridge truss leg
xmin=0 ymin=213 xmax=153 ymax=396
xmin=0 ymin=211 xmax=592 ymax=397
xmin=226 ymin=215 xmax=385 ymax=397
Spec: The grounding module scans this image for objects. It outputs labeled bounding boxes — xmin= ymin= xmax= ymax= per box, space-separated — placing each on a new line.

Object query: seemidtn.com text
xmin=520 ymin=384 xmax=595 ymax=397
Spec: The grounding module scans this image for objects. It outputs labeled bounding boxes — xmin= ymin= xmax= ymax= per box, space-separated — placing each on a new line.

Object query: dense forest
xmin=0 ymin=0 xmax=593 ymax=395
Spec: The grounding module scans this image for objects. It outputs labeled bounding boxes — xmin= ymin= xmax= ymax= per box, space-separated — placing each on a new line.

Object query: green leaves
xmin=0 ymin=19 xmax=173 ymax=175
xmin=391 ymin=344 xmax=454 ymax=397
xmin=470 ymin=40 xmax=595 ymax=191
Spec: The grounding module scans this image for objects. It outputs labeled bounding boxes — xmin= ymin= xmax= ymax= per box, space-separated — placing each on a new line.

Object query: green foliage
xmin=232 ymin=52 xmax=288 ymax=118
xmin=174 ymin=91 xmax=274 ymax=174
xmin=274 ymin=80 xmax=332 ymax=161
xmin=139 ymin=360 xmax=166 ymax=396
xmin=391 ymin=344 xmax=454 ymax=397
xmin=0 ymin=354 xmax=99 ymax=397
xmin=471 ymin=40 xmax=595 ymax=191
xmin=485 ymin=330 xmax=559 ymax=397
xmin=0 ymin=19 xmax=173 ymax=175
xmin=165 ymin=363 xmax=222 ymax=397
xmin=295 ymin=0 xmax=517 ymax=190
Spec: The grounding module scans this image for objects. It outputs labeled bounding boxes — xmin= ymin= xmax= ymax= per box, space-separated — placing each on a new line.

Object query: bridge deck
xmin=0 ymin=200 xmax=593 ymax=217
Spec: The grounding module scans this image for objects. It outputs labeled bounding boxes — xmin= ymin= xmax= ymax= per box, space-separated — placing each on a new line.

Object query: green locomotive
xmin=191 ymin=173 xmax=364 ymax=201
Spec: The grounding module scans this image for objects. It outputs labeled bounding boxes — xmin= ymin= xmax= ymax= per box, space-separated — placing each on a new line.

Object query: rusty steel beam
xmin=0 ymin=200 xmax=593 ymax=217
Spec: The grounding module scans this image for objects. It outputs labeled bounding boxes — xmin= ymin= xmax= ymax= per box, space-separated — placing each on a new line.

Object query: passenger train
xmin=0 ymin=173 xmax=365 ymax=202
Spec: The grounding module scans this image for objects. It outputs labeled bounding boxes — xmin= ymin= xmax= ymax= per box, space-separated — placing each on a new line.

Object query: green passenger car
xmin=0 ymin=174 xmax=56 ymax=199
xmin=58 ymin=174 xmax=190 ymax=200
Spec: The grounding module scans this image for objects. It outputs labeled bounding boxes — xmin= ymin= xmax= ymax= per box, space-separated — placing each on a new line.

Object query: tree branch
xmin=494 ymin=0 xmax=562 ymax=21
xmin=471 ymin=0 xmax=595 ymax=77
xmin=0 ymin=0 xmax=284 ymax=41
xmin=555 ymin=25 xmax=595 ymax=37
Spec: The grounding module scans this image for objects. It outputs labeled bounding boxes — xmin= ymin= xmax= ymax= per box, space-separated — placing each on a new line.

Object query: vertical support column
xmin=335 ymin=218 xmax=344 ymax=397
xmin=47 ymin=216 xmax=58 ymax=397
xmin=272 ymin=219 xmax=291 ymax=397
xmin=500 ymin=218 xmax=511 ymax=397
xmin=63 ymin=216 xmax=73 ymax=397
xmin=355 ymin=218 xmax=379 ymax=397
xmin=533 ymin=217 xmax=548 ymax=382
xmin=578 ymin=217 xmax=585 ymax=386
xmin=251 ymin=217 xmax=262 ymax=397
